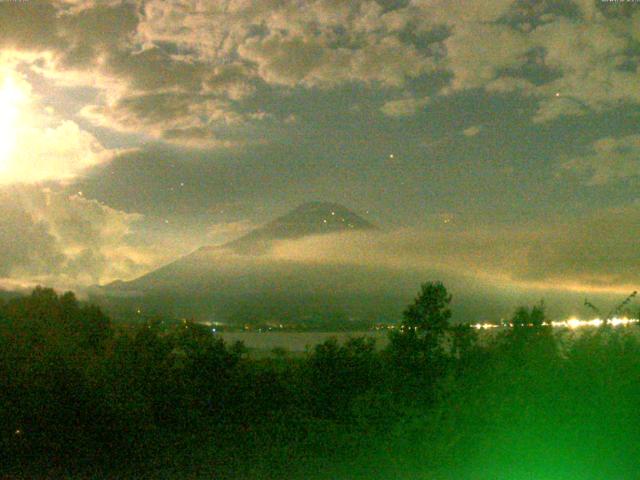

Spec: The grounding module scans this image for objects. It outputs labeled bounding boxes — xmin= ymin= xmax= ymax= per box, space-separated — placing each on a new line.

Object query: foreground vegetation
xmin=1 ymin=284 xmax=640 ymax=479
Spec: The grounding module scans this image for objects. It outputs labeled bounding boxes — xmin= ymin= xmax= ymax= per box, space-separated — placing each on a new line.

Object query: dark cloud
xmin=0 ymin=1 xmax=60 ymax=52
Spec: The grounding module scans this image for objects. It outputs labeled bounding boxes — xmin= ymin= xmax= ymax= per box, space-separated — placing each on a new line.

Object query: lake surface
xmin=217 ymin=323 xmax=640 ymax=354
xmin=217 ymin=331 xmax=390 ymax=353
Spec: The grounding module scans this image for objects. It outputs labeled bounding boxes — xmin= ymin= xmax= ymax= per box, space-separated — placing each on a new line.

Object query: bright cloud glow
xmin=0 ymin=70 xmax=118 ymax=185
xmin=0 ymin=74 xmax=27 ymax=171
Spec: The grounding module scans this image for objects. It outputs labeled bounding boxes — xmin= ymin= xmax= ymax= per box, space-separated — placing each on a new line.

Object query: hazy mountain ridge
xmin=96 ymin=202 xmax=390 ymax=323
xmin=105 ymin=201 xmax=374 ymax=290
xmin=93 ymin=201 xmax=623 ymax=325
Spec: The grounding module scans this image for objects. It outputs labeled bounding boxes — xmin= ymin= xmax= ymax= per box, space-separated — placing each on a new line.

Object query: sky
xmin=0 ymin=0 xmax=638 ymax=308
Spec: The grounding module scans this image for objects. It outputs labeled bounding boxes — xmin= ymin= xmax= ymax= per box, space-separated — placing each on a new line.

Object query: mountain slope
xmin=107 ymin=201 xmax=374 ymax=290
xmin=96 ymin=202 xmax=390 ymax=323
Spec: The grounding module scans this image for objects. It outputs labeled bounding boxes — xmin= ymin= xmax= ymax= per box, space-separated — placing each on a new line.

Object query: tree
xmin=449 ymin=322 xmax=478 ymax=366
xmin=387 ymin=282 xmax=453 ymax=392
xmin=511 ymin=302 xmax=545 ymax=329
xmin=506 ymin=301 xmax=556 ymax=359
xmin=306 ymin=336 xmax=380 ymax=420
xmin=399 ymin=281 xmax=452 ymax=351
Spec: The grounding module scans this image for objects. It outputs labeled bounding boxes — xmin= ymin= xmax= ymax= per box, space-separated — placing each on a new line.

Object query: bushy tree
xmin=0 ymin=287 xmax=112 ymax=353
xmin=306 ymin=336 xmax=380 ymax=420
xmin=504 ymin=302 xmax=557 ymax=362
xmin=449 ymin=322 xmax=479 ymax=367
xmin=511 ymin=302 xmax=545 ymax=329
xmin=385 ymin=281 xmax=453 ymax=403
xmin=402 ymin=282 xmax=452 ymax=333
xmin=389 ymin=282 xmax=452 ymax=360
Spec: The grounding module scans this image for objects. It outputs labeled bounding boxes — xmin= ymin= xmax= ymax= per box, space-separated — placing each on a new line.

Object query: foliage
xmin=0 ymin=285 xmax=639 ymax=479
xmin=389 ymin=282 xmax=452 ymax=358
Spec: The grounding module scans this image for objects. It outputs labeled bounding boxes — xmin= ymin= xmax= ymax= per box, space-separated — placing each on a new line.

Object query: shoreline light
xmin=471 ymin=316 xmax=639 ymax=330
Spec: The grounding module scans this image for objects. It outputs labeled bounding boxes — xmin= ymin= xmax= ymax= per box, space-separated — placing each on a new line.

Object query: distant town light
xmin=471 ymin=316 xmax=638 ymax=330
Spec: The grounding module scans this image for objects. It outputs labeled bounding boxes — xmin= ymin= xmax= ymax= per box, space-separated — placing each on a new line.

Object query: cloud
xmin=560 ymin=134 xmax=640 ymax=185
xmin=79 ymin=90 xmax=247 ymax=148
xmin=462 ymin=125 xmax=482 ymax=137
xmin=0 ymin=67 xmax=157 ymax=290
xmin=525 ymin=15 xmax=640 ymax=120
xmin=430 ymin=2 xmax=640 ymax=122
xmin=441 ymin=22 xmax=531 ymax=92
xmin=2 ymin=0 xmax=638 ymax=137
xmin=266 ymin=206 xmax=640 ymax=294
xmin=0 ymin=2 xmax=60 ymax=53
xmin=3 ymin=118 xmax=120 ymax=185
xmin=532 ymin=97 xmax=588 ymax=124
xmin=238 ymin=32 xmax=433 ymax=88
xmin=138 ymin=0 xmax=436 ymax=88
xmin=0 ymin=0 xmax=442 ymax=144
xmin=0 ymin=185 xmax=162 ymax=290
xmin=411 ymin=0 xmax=516 ymax=25
xmin=513 ymin=206 xmax=640 ymax=292
xmin=0 ymin=1 xmax=258 ymax=148
xmin=202 ymin=64 xmax=256 ymax=100
xmin=381 ymin=96 xmax=430 ymax=117
xmin=0 ymin=70 xmax=121 ymax=185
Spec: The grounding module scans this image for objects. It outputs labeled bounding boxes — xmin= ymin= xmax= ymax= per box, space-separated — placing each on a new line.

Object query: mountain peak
xmin=224 ymin=201 xmax=374 ymax=253
xmin=286 ymin=200 xmax=368 ymax=219
xmin=292 ymin=200 xmax=354 ymax=211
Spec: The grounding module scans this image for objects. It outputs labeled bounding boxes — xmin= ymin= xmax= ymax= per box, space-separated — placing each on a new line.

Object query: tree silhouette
xmin=511 ymin=302 xmax=545 ymax=329
xmin=505 ymin=301 xmax=557 ymax=361
xmin=395 ymin=281 xmax=452 ymax=352
xmin=388 ymin=282 xmax=453 ymax=394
